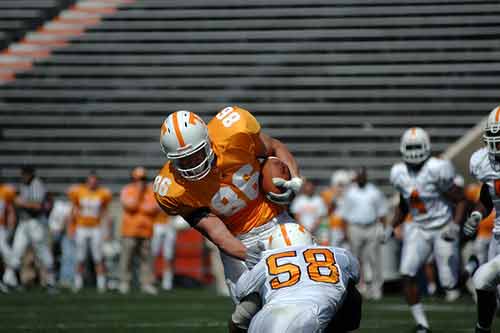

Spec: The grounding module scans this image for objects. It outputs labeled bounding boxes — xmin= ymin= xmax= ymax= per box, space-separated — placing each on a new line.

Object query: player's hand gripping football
xmin=463 ymin=211 xmax=482 ymax=237
xmin=266 ymin=177 xmax=303 ymax=205
xmin=244 ymin=241 xmax=266 ymax=269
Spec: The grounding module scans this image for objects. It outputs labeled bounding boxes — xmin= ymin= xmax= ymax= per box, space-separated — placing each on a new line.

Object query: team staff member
xmin=3 ymin=166 xmax=56 ymax=290
xmin=68 ymin=171 xmax=112 ymax=292
xmin=339 ymin=167 xmax=388 ymax=300
xmin=119 ymin=167 xmax=158 ymax=295
xmin=154 ymin=106 xmax=302 ymax=330
xmin=151 ymin=210 xmax=177 ymax=291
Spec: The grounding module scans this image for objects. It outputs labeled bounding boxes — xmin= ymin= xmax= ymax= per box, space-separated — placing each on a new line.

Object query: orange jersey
xmin=464 ymin=183 xmax=493 ymax=238
xmin=320 ymin=188 xmax=345 ymax=229
xmin=154 ymin=106 xmax=283 ymax=236
xmin=68 ymin=184 xmax=112 ymax=227
xmin=121 ymin=183 xmax=158 ymax=238
xmin=154 ymin=209 xmax=171 ymax=225
xmin=0 ymin=184 xmax=16 ymax=226
xmin=478 ymin=210 xmax=494 ymax=239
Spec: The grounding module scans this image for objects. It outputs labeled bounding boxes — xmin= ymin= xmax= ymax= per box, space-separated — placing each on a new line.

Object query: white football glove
xmin=266 ymin=177 xmax=303 ymax=205
xmin=244 ymin=241 xmax=266 ymax=269
xmin=464 ymin=211 xmax=483 ymax=237
xmin=441 ymin=222 xmax=460 ymax=241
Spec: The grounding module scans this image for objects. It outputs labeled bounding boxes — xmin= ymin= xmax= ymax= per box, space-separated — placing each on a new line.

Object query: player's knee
xmin=473 ymin=263 xmax=497 ymax=291
xmin=231 ymin=292 xmax=261 ymax=329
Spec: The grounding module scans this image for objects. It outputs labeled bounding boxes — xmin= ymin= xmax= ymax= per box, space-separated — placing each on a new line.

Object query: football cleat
xmin=415 ymin=324 xmax=431 ymax=333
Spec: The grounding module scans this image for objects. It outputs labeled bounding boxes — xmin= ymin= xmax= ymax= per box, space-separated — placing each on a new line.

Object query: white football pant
xmin=8 ymin=219 xmax=53 ymax=270
xmin=75 ymin=226 xmax=103 ymax=263
xmin=400 ymin=223 xmax=459 ymax=289
xmin=473 ymin=235 xmax=500 ymax=291
xmin=248 ymin=302 xmax=321 ymax=333
xmin=151 ymin=223 xmax=176 ymax=261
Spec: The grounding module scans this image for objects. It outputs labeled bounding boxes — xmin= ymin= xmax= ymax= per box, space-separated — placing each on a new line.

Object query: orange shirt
xmin=154 ymin=106 xmax=283 ymax=236
xmin=0 ymin=184 xmax=16 ymax=226
xmin=320 ymin=187 xmax=345 ymax=230
xmin=121 ymin=183 xmax=157 ymax=238
xmin=465 ymin=183 xmax=493 ymax=239
xmin=68 ymin=184 xmax=112 ymax=227
xmin=154 ymin=209 xmax=171 ymax=225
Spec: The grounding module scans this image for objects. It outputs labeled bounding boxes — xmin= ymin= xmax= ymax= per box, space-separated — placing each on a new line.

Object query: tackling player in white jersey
xmin=386 ymin=127 xmax=466 ymax=333
xmin=464 ymin=106 xmax=500 ymax=333
xmin=231 ymin=223 xmax=361 ymax=333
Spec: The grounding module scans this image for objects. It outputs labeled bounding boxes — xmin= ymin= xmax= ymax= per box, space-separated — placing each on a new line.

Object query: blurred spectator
xmin=0 ymin=180 xmax=16 ymax=291
xmin=119 ymin=167 xmax=157 ymax=295
xmin=67 ymin=171 xmax=112 ymax=292
xmin=321 ymin=169 xmax=352 ymax=249
xmin=3 ymin=166 xmax=56 ymax=291
xmin=151 ymin=210 xmax=177 ymax=291
xmin=290 ymin=180 xmax=327 ymax=237
xmin=339 ymin=167 xmax=388 ymax=300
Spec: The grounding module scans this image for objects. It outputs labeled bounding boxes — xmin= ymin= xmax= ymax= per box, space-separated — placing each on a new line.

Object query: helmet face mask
xmin=400 ymin=127 xmax=431 ymax=165
xmin=160 ymin=111 xmax=214 ymax=181
xmin=484 ymin=106 xmax=500 ymax=157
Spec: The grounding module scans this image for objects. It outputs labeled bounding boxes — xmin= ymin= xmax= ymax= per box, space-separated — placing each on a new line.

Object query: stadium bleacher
xmin=0 ymin=0 xmax=75 ymax=49
xmin=1 ymin=0 xmax=499 ymax=194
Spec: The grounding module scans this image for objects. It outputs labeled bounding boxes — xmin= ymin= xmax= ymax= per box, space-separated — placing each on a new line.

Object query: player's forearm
xmin=389 ymin=205 xmax=406 ymax=229
xmin=270 ymin=138 xmax=300 ymax=177
xmin=195 ymin=216 xmax=247 ymax=260
xmin=452 ymin=199 xmax=467 ymax=226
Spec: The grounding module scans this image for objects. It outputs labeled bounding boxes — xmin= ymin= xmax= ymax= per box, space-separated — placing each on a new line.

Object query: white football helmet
xmin=160 ymin=110 xmax=214 ymax=181
xmin=483 ymin=106 xmax=500 ymax=156
xmin=400 ymin=127 xmax=431 ymax=164
xmin=268 ymin=223 xmax=314 ymax=250
xmin=330 ymin=169 xmax=351 ymax=188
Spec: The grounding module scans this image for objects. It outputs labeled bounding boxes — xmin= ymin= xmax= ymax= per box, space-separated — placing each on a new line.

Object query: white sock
xmin=74 ymin=274 xmax=83 ymax=289
xmin=46 ymin=271 xmax=55 ymax=287
xmin=162 ymin=270 xmax=173 ymax=290
xmin=410 ymin=303 xmax=429 ymax=328
xmin=97 ymin=274 xmax=106 ymax=290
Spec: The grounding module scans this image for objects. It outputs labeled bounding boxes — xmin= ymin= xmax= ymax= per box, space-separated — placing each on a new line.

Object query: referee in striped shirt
xmin=2 ymin=166 xmax=56 ymax=291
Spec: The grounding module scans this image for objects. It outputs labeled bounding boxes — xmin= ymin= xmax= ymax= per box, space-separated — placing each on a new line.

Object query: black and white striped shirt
xmin=18 ymin=177 xmax=47 ymax=219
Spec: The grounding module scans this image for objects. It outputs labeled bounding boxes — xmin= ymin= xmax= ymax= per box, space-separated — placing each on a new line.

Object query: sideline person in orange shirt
xmin=0 ymin=182 xmax=16 ymax=276
xmin=67 ymin=171 xmax=112 ymax=292
xmin=119 ymin=167 xmax=158 ymax=295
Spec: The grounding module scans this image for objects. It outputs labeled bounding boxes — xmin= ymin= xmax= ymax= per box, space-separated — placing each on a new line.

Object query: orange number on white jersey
xmin=303 ymin=248 xmax=340 ymax=284
xmin=210 ymin=164 xmax=259 ymax=216
xmin=409 ymin=189 xmax=427 ymax=214
xmin=216 ymin=106 xmax=241 ymax=128
xmin=266 ymin=251 xmax=300 ymax=289
xmin=266 ymin=248 xmax=340 ymax=290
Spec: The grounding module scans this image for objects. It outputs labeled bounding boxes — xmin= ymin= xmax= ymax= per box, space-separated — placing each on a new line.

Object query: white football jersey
xmin=470 ymin=147 xmax=500 ymax=234
xmin=235 ymin=245 xmax=359 ymax=324
xmin=390 ymin=157 xmax=455 ymax=229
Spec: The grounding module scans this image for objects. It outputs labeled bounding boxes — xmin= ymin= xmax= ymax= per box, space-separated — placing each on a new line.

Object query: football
xmin=260 ymin=157 xmax=291 ymax=195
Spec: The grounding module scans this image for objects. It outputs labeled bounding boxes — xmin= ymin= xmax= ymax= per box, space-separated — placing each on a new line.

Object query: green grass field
xmin=0 ymin=288 xmax=498 ymax=332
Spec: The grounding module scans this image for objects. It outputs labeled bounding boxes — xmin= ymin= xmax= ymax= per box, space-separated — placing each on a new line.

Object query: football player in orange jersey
xmin=67 ymin=171 xmax=112 ymax=292
xmin=154 ymin=106 xmax=302 ymax=330
xmin=0 ymin=181 xmax=16 ymax=289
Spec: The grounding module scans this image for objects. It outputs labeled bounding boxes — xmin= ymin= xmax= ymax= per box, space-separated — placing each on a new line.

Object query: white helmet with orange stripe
xmin=484 ymin=106 xmax=500 ymax=156
xmin=160 ymin=110 xmax=214 ymax=181
xmin=268 ymin=223 xmax=314 ymax=250
xmin=400 ymin=127 xmax=431 ymax=165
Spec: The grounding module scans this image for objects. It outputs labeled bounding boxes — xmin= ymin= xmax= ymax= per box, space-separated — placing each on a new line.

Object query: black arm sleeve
xmin=479 ymin=183 xmax=493 ymax=216
xmin=183 ymin=207 xmax=211 ymax=227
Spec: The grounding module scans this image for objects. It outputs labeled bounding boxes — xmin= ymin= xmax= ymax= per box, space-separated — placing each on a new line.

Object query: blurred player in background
xmin=387 ymin=128 xmax=466 ymax=333
xmin=119 ymin=166 xmax=157 ymax=295
xmin=231 ymin=223 xmax=361 ymax=333
xmin=464 ymin=106 xmax=500 ymax=333
xmin=321 ymin=169 xmax=352 ymax=249
xmin=290 ymin=179 xmax=327 ymax=236
xmin=339 ymin=167 xmax=388 ymax=300
xmin=67 ymin=171 xmax=112 ymax=292
xmin=154 ymin=106 xmax=302 ymax=331
xmin=0 ymin=179 xmax=16 ymax=291
xmin=3 ymin=166 xmax=56 ymax=291
xmin=151 ymin=209 xmax=177 ymax=291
